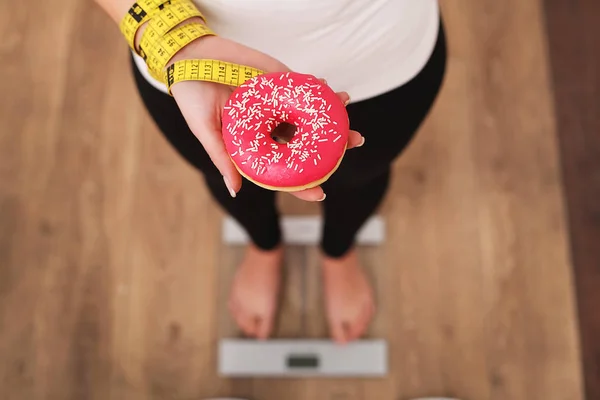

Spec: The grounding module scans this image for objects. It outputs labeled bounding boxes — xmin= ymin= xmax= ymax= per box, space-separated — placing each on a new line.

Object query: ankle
xmin=321 ymin=248 xmax=358 ymax=270
xmin=242 ymin=244 xmax=284 ymax=270
xmin=248 ymin=242 xmax=282 ymax=254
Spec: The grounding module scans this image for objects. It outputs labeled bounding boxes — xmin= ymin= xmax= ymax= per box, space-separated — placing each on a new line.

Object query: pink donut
xmin=222 ymin=72 xmax=349 ymax=191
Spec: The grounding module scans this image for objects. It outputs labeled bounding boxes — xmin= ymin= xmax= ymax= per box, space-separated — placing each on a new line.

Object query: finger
xmin=316 ymin=79 xmax=350 ymax=105
xmin=172 ymin=82 xmax=242 ymax=196
xmin=197 ymin=125 xmax=243 ymax=194
xmin=336 ymin=91 xmax=351 ymax=106
xmin=332 ymin=92 xmax=364 ymax=149
xmin=290 ymin=186 xmax=326 ymax=202
xmin=346 ymin=130 xmax=365 ymax=150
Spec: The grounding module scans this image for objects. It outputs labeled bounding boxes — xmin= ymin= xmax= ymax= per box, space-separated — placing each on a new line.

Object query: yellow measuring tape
xmin=140 ymin=22 xmax=215 ymax=80
xmin=120 ymin=0 xmax=265 ymax=94
xmin=139 ymin=0 xmax=205 ymax=39
xmin=166 ymin=59 xmax=264 ymax=94
xmin=120 ymin=0 xmax=200 ymax=50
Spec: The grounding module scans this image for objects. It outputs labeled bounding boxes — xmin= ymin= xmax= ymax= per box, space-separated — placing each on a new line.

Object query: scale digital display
xmin=286 ymin=354 xmax=319 ymax=369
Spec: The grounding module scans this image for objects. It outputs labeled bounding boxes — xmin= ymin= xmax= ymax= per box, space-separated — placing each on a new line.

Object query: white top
xmin=134 ymin=0 xmax=440 ymax=102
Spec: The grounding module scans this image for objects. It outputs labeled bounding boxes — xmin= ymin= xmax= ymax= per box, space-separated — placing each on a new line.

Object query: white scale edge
xmin=222 ymin=215 xmax=385 ymax=245
xmin=219 ymin=339 xmax=388 ymax=377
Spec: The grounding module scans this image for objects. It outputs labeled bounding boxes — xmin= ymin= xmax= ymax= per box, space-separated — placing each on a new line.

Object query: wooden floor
xmin=0 ymin=0 xmax=586 ymax=399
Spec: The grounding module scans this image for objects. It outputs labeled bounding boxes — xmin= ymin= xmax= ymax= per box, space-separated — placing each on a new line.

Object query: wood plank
xmin=457 ymin=0 xmax=584 ymax=398
xmin=542 ymin=0 xmax=600 ymax=398
xmin=250 ymin=246 xmax=312 ymax=400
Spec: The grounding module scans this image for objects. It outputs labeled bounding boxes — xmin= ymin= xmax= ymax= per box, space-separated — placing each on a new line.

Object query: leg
xmin=320 ymin=19 xmax=448 ymax=343
xmin=321 ymin=170 xmax=391 ymax=258
xmin=131 ymin=57 xmax=282 ymax=338
xmin=319 ymin=171 xmax=390 ymax=343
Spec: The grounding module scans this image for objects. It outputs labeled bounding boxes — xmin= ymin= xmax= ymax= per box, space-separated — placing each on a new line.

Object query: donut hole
xmin=270 ymin=122 xmax=297 ymax=144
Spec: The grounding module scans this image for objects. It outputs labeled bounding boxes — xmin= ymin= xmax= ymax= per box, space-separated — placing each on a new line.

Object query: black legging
xmin=131 ymin=22 xmax=447 ymax=258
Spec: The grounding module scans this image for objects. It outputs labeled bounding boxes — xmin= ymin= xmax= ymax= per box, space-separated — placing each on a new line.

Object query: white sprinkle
xmin=317 ymin=154 xmax=321 ymax=160
xmin=313 ymin=159 xmax=317 ymax=165
xmin=318 ymin=138 xmax=328 ymax=142
xmin=333 ymin=135 xmax=341 ymax=142
xmin=327 ymin=104 xmax=331 ymax=111
xmin=232 ymin=151 xmax=238 ymax=157
xmin=299 ymin=168 xmax=304 ymax=173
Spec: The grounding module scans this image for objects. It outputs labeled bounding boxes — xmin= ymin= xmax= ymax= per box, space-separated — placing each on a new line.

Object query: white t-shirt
xmin=134 ymin=0 xmax=440 ymax=102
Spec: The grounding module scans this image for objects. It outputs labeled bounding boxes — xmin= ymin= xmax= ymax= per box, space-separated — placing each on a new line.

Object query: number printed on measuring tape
xmin=140 ymin=0 xmax=203 ymax=40
xmin=120 ymin=0 xmax=204 ymax=50
xmin=138 ymin=24 xmax=213 ymax=81
xmin=120 ymin=0 xmax=168 ymax=48
xmin=165 ymin=59 xmax=264 ymax=94
xmin=140 ymin=22 xmax=215 ymax=80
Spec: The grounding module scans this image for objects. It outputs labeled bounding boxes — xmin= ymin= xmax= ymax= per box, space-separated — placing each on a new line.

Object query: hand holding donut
xmin=168 ymin=33 xmax=364 ymax=201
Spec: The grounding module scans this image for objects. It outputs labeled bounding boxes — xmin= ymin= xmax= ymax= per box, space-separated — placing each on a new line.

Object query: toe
xmin=256 ymin=314 xmax=274 ymax=340
xmin=347 ymin=317 xmax=364 ymax=342
xmin=249 ymin=316 xmax=261 ymax=337
xmin=236 ymin=311 xmax=257 ymax=337
xmin=345 ymin=301 xmax=374 ymax=341
xmin=352 ymin=304 xmax=374 ymax=340
xmin=330 ymin=319 xmax=351 ymax=344
xmin=342 ymin=321 xmax=353 ymax=343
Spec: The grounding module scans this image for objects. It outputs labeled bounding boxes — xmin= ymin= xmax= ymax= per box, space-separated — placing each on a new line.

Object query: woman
xmin=95 ymin=0 xmax=446 ymax=344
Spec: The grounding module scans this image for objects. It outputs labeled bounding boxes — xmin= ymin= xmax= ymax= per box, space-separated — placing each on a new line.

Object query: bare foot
xmin=228 ymin=244 xmax=283 ymax=339
xmin=322 ymin=249 xmax=375 ymax=344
